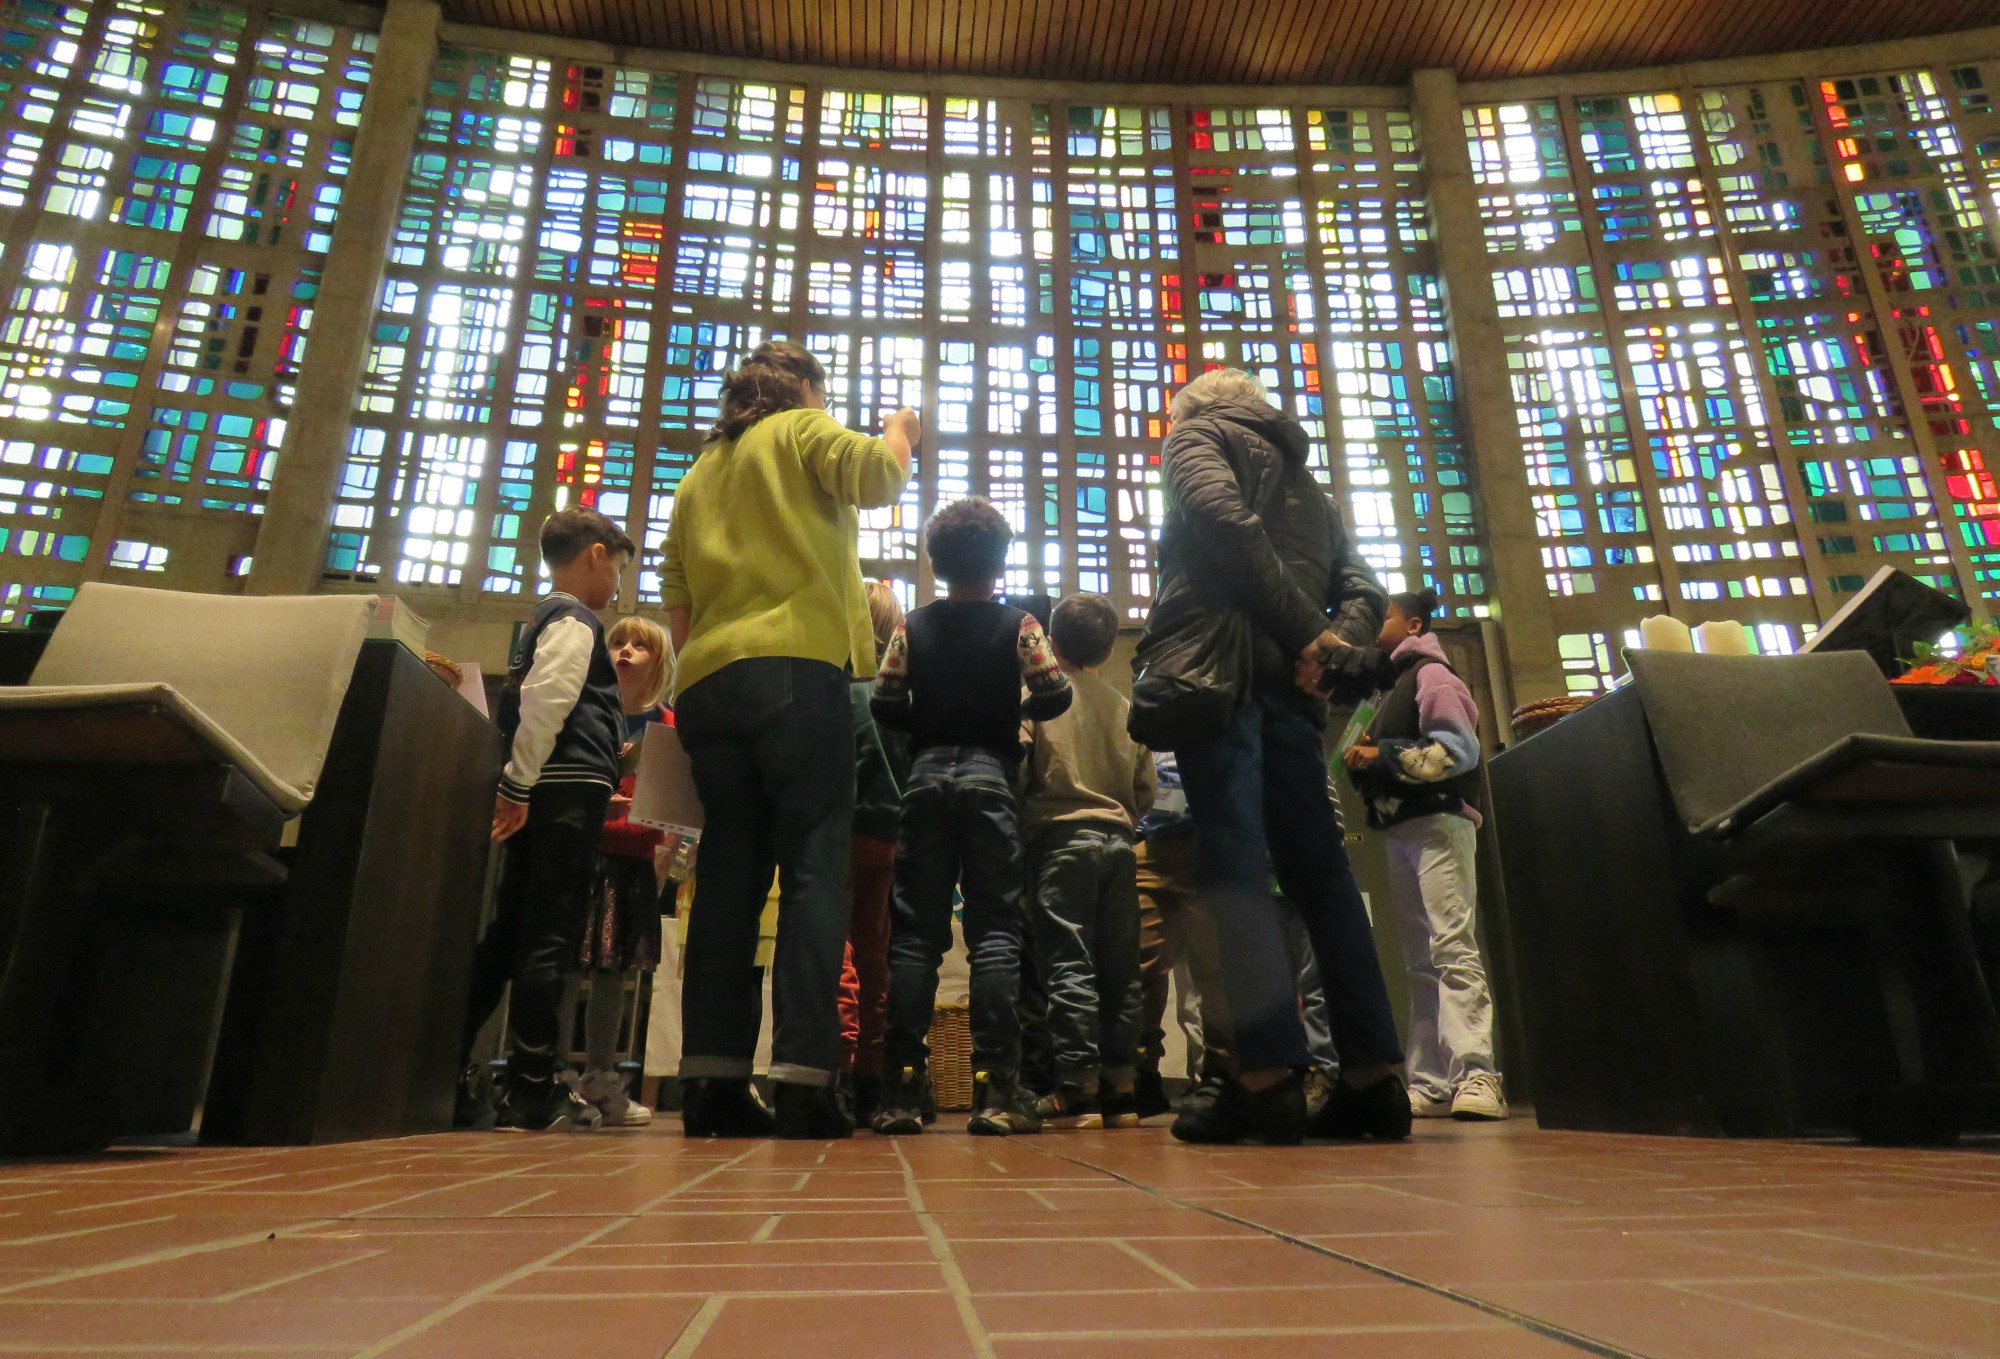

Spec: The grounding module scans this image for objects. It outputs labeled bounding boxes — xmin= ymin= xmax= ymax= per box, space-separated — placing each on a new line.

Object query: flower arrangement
xmin=1895 ymin=618 xmax=2000 ymax=685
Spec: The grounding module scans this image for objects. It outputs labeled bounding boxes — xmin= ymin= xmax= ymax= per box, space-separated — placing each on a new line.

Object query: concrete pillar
xmin=248 ymin=0 xmax=441 ymax=596
xmin=1410 ymin=67 xmax=1568 ymax=707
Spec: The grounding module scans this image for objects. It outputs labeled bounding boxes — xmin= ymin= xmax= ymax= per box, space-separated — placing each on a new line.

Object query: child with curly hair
xmin=870 ymin=499 xmax=1072 ymax=1136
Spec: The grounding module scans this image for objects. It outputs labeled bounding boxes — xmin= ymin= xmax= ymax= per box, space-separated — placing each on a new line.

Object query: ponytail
xmin=1389 ymin=586 xmax=1440 ymax=633
xmin=708 ymin=340 xmax=828 ymax=444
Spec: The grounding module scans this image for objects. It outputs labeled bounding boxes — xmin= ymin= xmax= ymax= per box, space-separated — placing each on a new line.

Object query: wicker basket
xmin=1512 ymin=695 xmax=1596 ymax=741
xmin=926 ymin=1001 xmax=975 ymax=1111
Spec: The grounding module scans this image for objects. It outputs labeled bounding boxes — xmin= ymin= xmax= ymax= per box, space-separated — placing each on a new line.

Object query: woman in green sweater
xmin=662 ymin=340 xmax=917 ymax=1139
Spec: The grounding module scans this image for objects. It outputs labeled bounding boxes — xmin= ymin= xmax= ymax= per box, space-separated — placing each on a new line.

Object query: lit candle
xmin=1639 ymin=615 xmax=1694 ymax=652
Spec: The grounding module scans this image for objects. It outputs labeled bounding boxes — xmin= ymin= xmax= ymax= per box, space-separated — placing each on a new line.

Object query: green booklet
xmin=1334 ymin=701 xmax=1376 ymax=760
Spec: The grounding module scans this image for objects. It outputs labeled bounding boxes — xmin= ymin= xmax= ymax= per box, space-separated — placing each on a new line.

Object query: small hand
xmin=1344 ymin=744 xmax=1379 ymax=770
xmin=492 ymin=795 xmax=529 ymax=842
xmin=608 ymin=793 xmax=633 ymax=817
xmin=1295 ymin=655 xmax=1326 ymax=696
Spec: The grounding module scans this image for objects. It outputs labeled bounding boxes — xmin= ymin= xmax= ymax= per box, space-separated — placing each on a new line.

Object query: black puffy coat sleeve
xmin=1163 ymin=419 xmax=1330 ymax=657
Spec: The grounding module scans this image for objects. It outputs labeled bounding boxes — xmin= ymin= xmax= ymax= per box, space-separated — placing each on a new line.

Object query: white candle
xmin=1695 ymin=620 xmax=1751 ymax=655
xmin=1639 ymin=615 xmax=1694 ymax=652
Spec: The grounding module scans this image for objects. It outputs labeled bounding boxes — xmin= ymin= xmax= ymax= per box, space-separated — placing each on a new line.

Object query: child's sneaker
xmin=1099 ymin=1087 xmax=1141 ymax=1129
xmin=1303 ymin=1068 xmax=1337 ymax=1122
xmin=1410 ymin=1086 xmax=1455 ymax=1119
xmin=1451 ymin=1073 xmax=1508 ymax=1121
xmin=1035 ymin=1084 xmax=1103 ymax=1129
xmin=581 ymin=1069 xmax=652 ymax=1127
xmin=968 ymin=1070 xmax=1042 ymax=1136
xmin=871 ymin=1066 xmax=927 ymax=1135
xmin=494 ymin=1083 xmax=602 ymax=1133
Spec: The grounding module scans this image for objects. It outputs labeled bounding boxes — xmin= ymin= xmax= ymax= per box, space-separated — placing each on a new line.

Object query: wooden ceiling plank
xmin=444 ymin=0 xmax=2000 ymax=88
xmin=1288 ymin=0 xmax=1352 ymax=86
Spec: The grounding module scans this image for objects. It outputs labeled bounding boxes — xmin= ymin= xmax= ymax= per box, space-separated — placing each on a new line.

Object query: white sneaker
xmin=1451 ymin=1074 xmax=1508 ymax=1121
xmin=581 ymin=1070 xmax=653 ymax=1127
xmin=1409 ymin=1087 xmax=1454 ymax=1119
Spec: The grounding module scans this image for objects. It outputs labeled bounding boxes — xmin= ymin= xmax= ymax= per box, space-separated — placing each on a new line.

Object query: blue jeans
xmin=1176 ymin=695 xmax=1404 ymax=1074
xmin=1028 ymin=822 xmax=1143 ymax=1087
xmin=884 ymin=748 xmax=1025 ymax=1075
xmin=676 ymin=657 xmax=854 ymax=1088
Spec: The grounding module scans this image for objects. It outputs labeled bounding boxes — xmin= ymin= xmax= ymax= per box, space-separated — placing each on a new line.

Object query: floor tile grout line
xmin=1108 ymin=1238 xmax=1201 ymax=1292
xmin=990 ymin=1322 xmax=1518 ymax=1341
xmin=342 ymin=1146 xmax=766 ymax=1359
xmin=0 ymin=1155 xmax=596 ymax=1297
xmin=892 ymin=1139 xmax=998 ymax=1359
xmin=659 ymin=1295 xmax=729 ymax=1359
xmin=209 ymin=1249 xmax=386 ymax=1304
xmin=0 ymin=1214 xmax=178 ymax=1247
xmin=1027 ymin=1145 xmax=1655 ymax=1359
xmin=1654 ymin=1280 xmax=1979 ymax=1359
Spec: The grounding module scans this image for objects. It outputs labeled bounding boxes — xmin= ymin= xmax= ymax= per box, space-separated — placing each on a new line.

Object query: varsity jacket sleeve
xmin=869 ymin=620 xmax=914 ymax=731
xmin=498 ymin=615 xmax=594 ymax=802
xmin=794 ymin=409 xmax=909 ymax=510
xmin=1378 ymin=664 xmax=1483 ymax=785
xmin=1162 ymin=418 xmax=1330 ymax=657
xmin=1017 ymin=616 xmax=1074 ymax=721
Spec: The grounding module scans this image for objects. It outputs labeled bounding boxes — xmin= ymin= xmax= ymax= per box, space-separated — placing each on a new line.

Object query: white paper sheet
xmin=629 ymin=720 xmax=704 ymax=838
xmin=453 ymin=660 xmax=488 ymax=718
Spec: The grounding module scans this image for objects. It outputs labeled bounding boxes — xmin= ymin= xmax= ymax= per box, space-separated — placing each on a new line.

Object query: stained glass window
xmin=0 ymin=0 xmax=371 ymax=621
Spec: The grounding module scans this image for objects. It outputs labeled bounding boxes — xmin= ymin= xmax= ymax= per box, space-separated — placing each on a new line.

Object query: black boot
xmin=852 ymin=1071 xmax=884 ymax=1126
xmin=1170 ymin=1072 xmax=1306 ymax=1146
xmin=681 ymin=1078 xmax=775 ymax=1138
xmin=1134 ymin=1069 xmax=1172 ymax=1120
xmin=774 ymin=1081 xmax=855 ymax=1140
xmin=1310 ymin=1072 xmax=1412 ymax=1141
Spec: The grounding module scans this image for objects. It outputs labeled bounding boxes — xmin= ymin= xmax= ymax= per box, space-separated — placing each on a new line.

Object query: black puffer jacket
xmin=1148 ymin=396 xmax=1388 ymax=716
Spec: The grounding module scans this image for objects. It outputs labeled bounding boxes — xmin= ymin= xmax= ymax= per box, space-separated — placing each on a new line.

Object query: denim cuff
xmin=767 ymin=1062 xmax=835 ymax=1088
xmin=679 ymin=1056 xmax=755 ymax=1081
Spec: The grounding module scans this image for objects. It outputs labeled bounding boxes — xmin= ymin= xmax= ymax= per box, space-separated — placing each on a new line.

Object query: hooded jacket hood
xmin=1197 ymin=396 xmax=1310 ymax=468
xmin=1390 ymin=630 xmax=1450 ymax=668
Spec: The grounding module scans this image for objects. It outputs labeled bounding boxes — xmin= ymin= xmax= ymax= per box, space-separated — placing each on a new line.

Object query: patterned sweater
xmin=870 ymin=598 xmax=1072 ymax=764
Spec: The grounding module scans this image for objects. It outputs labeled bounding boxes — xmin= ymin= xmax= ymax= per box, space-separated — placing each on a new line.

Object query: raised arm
xmin=795 ymin=408 xmax=913 ymax=510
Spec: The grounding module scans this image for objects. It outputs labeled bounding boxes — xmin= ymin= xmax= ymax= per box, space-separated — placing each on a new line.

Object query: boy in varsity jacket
xmin=461 ymin=506 xmax=634 ymax=1133
xmin=1342 ymin=587 xmax=1506 ymax=1124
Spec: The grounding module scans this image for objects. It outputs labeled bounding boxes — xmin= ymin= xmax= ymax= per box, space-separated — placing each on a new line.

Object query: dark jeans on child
xmin=1176 ymin=693 xmax=1403 ymax=1074
xmin=463 ymin=780 xmax=613 ymax=1096
xmin=1028 ymin=822 xmax=1143 ymax=1088
xmin=884 ymin=748 xmax=1026 ymax=1076
xmin=677 ymin=656 xmax=854 ymax=1088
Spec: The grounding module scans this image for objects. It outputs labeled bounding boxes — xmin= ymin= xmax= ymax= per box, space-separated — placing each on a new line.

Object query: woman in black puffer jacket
xmin=1138 ymin=368 xmax=1410 ymax=1147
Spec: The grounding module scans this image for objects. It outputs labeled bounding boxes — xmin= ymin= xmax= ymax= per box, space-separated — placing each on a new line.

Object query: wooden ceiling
xmin=440 ymin=0 xmax=1997 ymax=87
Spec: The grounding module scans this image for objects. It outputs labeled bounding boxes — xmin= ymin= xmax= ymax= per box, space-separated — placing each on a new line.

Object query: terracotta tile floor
xmin=0 ymin=1118 xmax=1996 ymax=1358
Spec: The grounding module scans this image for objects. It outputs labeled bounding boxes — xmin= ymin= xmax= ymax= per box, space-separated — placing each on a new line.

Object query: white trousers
xmin=1384 ymin=813 xmax=1496 ymax=1100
